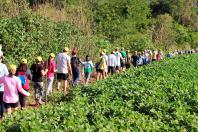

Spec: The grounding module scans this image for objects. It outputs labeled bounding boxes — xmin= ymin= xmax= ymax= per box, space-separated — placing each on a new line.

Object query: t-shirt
xmin=71 ymin=56 xmax=80 ymax=69
xmin=30 ymin=63 xmax=44 ymax=82
xmin=0 ymin=63 xmax=9 ymax=92
xmin=82 ymin=61 xmax=94 ymax=73
xmin=47 ymin=60 xmax=56 ymax=77
xmin=121 ymin=51 xmax=127 ymax=58
xmin=56 ymin=53 xmax=71 ymax=74
xmin=97 ymin=57 xmax=105 ymax=70
xmin=115 ymin=52 xmax=122 ymax=67
xmin=132 ymin=55 xmax=139 ymax=65
xmin=0 ymin=76 xmax=30 ymax=103
xmin=108 ymin=54 xmax=116 ymax=67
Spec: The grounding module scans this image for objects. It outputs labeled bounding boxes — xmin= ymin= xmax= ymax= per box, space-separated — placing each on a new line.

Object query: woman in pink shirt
xmin=0 ymin=64 xmax=30 ymax=115
xmin=46 ymin=53 xmax=56 ymax=95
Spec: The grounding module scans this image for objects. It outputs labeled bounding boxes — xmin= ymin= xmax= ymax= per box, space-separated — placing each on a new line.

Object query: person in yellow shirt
xmin=96 ymin=52 xmax=105 ymax=81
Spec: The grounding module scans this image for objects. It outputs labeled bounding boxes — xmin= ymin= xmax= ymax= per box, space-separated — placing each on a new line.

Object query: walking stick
xmin=45 ymin=59 xmax=48 ymax=105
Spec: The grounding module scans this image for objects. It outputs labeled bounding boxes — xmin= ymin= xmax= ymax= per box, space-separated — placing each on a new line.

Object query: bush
xmin=0 ymin=12 xmax=97 ymax=65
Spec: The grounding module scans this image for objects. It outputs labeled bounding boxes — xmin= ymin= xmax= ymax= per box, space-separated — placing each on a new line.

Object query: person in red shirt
xmin=46 ymin=53 xmax=56 ymax=95
xmin=16 ymin=59 xmax=31 ymax=110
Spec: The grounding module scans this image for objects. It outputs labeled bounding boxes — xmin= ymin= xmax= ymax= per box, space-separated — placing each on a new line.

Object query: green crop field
xmin=0 ymin=54 xmax=198 ymax=131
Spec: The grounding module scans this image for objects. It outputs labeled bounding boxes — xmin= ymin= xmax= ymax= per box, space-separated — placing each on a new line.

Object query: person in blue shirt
xmin=0 ymin=56 xmax=9 ymax=118
xmin=166 ymin=52 xmax=171 ymax=59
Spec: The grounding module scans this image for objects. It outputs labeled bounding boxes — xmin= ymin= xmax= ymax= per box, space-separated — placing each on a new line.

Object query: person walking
xmin=108 ymin=51 xmax=116 ymax=75
xmin=102 ymin=49 xmax=108 ymax=78
xmin=46 ymin=53 xmax=56 ymax=95
xmin=114 ymin=48 xmax=123 ymax=73
xmin=152 ymin=49 xmax=158 ymax=61
xmin=70 ymin=48 xmax=81 ymax=86
xmin=96 ymin=52 xmax=106 ymax=81
xmin=16 ymin=59 xmax=31 ymax=110
xmin=30 ymin=56 xmax=48 ymax=105
xmin=0 ymin=64 xmax=30 ymax=115
xmin=120 ymin=48 xmax=127 ymax=70
xmin=132 ymin=51 xmax=139 ymax=67
xmin=157 ymin=50 xmax=163 ymax=61
xmin=0 ymin=56 xmax=8 ymax=118
xmin=56 ymin=47 xmax=72 ymax=96
xmin=82 ymin=55 xmax=94 ymax=86
xmin=125 ymin=50 xmax=131 ymax=69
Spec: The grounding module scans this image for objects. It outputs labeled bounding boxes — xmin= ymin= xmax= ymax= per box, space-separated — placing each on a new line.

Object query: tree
xmin=152 ymin=14 xmax=176 ymax=50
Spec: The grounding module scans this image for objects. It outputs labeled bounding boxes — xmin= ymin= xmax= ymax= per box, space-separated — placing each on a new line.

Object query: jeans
xmin=72 ymin=68 xmax=80 ymax=86
xmin=33 ymin=82 xmax=43 ymax=102
xmin=0 ymin=92 xmax=3 ymax=117
xmin=47 ymin=77 xmax=54 ymax=95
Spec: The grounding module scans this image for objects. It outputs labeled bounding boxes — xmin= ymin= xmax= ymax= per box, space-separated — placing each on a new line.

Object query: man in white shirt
xmin=114 ymin=48 xmax=123 ymax=73
xmin=56 ymin=47 xmax=72 ymax=96
xmin=108 ymin=51 xmax=116 ymax=75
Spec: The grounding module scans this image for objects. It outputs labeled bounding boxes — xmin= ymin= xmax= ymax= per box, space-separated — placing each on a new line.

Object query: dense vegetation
xmin=0 ymin=0 xmax=198 ymax=64
xmin=0 ymin=54 xmax=198 ymax=131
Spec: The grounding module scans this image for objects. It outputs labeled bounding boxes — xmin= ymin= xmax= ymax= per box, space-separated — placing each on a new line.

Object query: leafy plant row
xmin=0 ymin=54 xmax=198 ymax=131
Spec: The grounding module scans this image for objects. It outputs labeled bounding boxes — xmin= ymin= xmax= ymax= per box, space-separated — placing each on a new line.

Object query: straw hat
xmin=63 ymin=47 xmax=69 ymax=52
xmin=20 ymin=58 xmax=27 ymax=64
xmin=36 ymin=56 xmax=42 ymax=62
xmin=50 ymin=53 xmax=55 ymax=58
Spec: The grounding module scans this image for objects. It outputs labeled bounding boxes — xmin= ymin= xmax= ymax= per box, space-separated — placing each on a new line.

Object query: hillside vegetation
xmin=0 ymin=0 xmax=198 ymax=64
xmin=0 ymin=54 xmax=198 ymax=131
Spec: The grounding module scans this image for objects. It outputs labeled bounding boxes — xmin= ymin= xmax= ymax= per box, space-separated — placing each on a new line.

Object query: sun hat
xmin=36 ymin=56 xmax=42 ymax=62
xmin=21 ymin=58 xmax=27 ymax=64
xmin=50 ymin=53 xmax=55 ymax=58
xmin=63 ymin=47 xmax=69 ymax=52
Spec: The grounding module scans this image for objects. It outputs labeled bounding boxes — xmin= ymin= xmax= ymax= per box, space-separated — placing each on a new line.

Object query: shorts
xmin=121 ymin=62 xmax=125 ymax=68
xmin=84 ymin=72 xmax=91 ymax=79
xmin=4 ymin=102 xmax=18 ymax=109
xmin=96 ymin=69 xmax=104 ymax=73
xmin=108 ymin=66 xmax=115 ymax=74
xmin=57 ymin=73 xmax=68 ymax=80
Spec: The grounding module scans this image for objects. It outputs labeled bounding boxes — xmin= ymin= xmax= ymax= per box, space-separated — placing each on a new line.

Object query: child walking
xmin=0 ymin=64 xmax=30 ymax=115
xmin=16 ymin=59 xmax=31 ymax=110
xmin=82 ymin=55 xmax=94 ymax=86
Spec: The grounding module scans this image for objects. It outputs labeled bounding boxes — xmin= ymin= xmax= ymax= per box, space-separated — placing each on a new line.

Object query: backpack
xmin=71 ymin=57 xmax=80 ymax=69
xmin=18 ymin=71 xmax=30 ymax=90
xmin=95 ymin=58 xmax=102 ymax=70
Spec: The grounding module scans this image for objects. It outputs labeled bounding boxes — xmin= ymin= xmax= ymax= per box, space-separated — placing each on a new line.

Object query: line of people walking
xmin=0 ymin=45 xmax=197 ymax=118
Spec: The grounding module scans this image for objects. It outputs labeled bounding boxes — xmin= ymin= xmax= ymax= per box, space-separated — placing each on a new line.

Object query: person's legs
xmin=73 ymin=68 xmax=80 ymax=86
xmin=38 ymin=82 xmax=44 ymax=104
xmin=0 ymin=92 xmax=4 ymax=118
xmin=19 ymin=92 xmax=26 ymax=109
xmin=13 ymin=102 xmax=19 ymax=112
xmin=33 ymin=82 xmax=39 ymax=104
xmin=6 ymin=108 xmax=11 ymax=115
xmin=85 ymin=72 xmax=91 ymax=85
xmin=63 ymin=74 xmax=68 ymax=96
xmin=47 ymin=77 xmax=54 ymax=95
xmin=4 ymin=103 xmax=11 ymax=115
xmin=57 ymin=73 xmax=62 ymax=90
xmin=96 ymin=71 xmax=100 ymax=81
xmin=63 ymin=80 xmax=68 ymax=96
